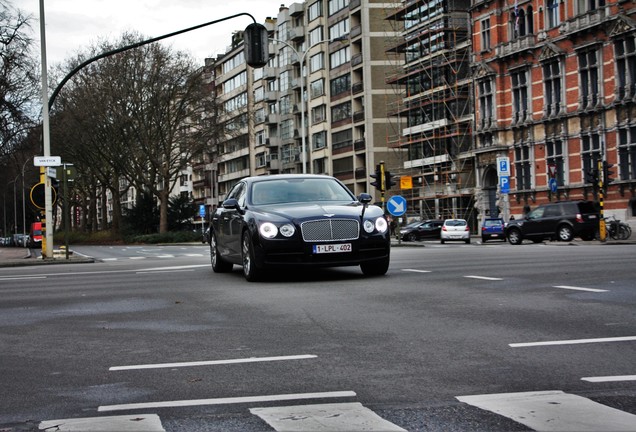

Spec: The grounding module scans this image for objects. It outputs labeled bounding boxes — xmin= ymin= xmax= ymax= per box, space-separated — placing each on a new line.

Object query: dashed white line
xmin=98 ymin=391 xmax=357 ymax=412
xmin=402 ymin=269 xmax=432 ymax=273
xmin=510 ymin=336 xmax=636 ymax=348
xmin=110 ymin=354 xmax=317 ymax=371
xmin=582 ymin=375 xmax=636 ymax=383
xmin=0 ymin=276 xmax=47 ymax=281
xmin=553 ymin=285 xmax=608 ymax=293
xmin=464 ymin=275 xmax=503 ymax=281
xmin=39 ymin=414 xmax=165 ymax=431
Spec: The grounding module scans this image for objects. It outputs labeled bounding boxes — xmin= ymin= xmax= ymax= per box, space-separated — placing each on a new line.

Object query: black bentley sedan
xmin=209 ymin=174 xmax=391 ymax=281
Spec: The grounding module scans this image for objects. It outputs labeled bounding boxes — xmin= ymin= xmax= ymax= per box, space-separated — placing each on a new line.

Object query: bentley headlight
xmin=363 ymin=220 xmax=375 ymax=233
xmin=279 ymin=223 xmax=295 ymax=237
xmin=375 ymin=217 xmax=388 ymax=233
xmin=259 ymin=222 xmax=278 ymax=239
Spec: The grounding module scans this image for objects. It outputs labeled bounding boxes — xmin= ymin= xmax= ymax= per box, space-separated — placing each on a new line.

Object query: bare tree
xmin=0 ymin=0 xmax=39 ymax=159
xmin=52 ymin=32 xmax=219 ymax=234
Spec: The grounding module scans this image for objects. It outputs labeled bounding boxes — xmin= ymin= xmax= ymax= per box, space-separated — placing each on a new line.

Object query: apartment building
xmin=212 ymin=0 xmax=404 ymax=206
xmin=385 ymin=0 xmax=476 ymax=224
xmin=471 ymin=0 xmax=636 ymax=220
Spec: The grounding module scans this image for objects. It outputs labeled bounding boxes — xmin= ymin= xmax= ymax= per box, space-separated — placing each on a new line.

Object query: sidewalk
xmin=0 ymin=247 xmax=94 ymax=268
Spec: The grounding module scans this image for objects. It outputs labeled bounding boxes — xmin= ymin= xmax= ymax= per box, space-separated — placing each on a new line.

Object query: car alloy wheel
xmin=210 ymin=232 xmax=232 ymax=273
xmin=241 ymin=231 xmax=263 ymax=282
xmin=507 ymin=229 xmax=522 ymax=245
xmin=557 ymin=224 xmax=574 ymax=242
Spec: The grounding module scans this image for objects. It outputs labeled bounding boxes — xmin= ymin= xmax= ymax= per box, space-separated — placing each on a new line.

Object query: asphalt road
xmin=0 ymin=242 xmax=635 ymax=431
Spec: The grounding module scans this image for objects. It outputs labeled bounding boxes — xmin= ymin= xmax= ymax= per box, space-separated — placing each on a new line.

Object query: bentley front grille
xmin=301 ymin=219 xmax=359 ymax=242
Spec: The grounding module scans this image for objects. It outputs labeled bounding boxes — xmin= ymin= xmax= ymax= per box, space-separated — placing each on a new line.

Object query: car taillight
xmin=442 ymin=226 xmax=447 ymax=231
xmin=482 ymin=227 xmax=486 ymax=232
xmin=576 ymin=213 xmax=583 ymax=223
xmin=465 ymin=225 xmax=470 ymax=231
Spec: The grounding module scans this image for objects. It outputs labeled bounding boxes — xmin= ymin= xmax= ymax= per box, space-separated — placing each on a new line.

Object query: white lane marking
xmin=157 ymin=255 xmax=175 ymax=258
xmin=402 ymin=269 xmax=432 ymax=273
xmin=0 ymin=276 xmax=47 ymax=281
xmin=184 ymin=254 xmax=204 ymax=257
xmin=553 ymin=285 xmax=608 ymax=293
xmin=510 ymin=336 xmax=636 ymax=348
xmin=251 ymin=402 xmax=407 ymax=432
xmin=136 ymin=264 xmax=208 ymax=272
xmin=98 ymin=391 xmax=357 ymax=412
xmin=136 ymin=269 xmax=195 ymax=274
xmin=101 ymin=258 xmax=117 ymax=261
xmin=457 ymin=390 xmax=636 ymax=431
xmin=130 ymin=256 xmax=146 ymax=260
xmin=110 ymin=354 xmax=317 ymax=371
xmin=464 ymin=275 xmax=503 ymax=281
xmin=39 ymin=414 xmax=165 ymax=431
xmin=582 ymin=375 xmax=636 ymax=382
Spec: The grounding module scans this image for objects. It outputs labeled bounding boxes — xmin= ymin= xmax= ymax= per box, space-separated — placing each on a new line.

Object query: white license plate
xmin=313 ymin=243 xmax=352 ymax=254
xmin=589 ymin=215 xmax=597 ymax=219
xmin=491 ymin=234 xmax=499 ymax=237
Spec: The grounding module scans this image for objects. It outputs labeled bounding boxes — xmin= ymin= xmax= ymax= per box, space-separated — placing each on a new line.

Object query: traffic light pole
xmin=598 ymin=160 xmax=606 ymax=243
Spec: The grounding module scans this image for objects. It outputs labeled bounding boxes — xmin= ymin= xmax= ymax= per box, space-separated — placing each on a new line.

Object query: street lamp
xmin=20 ymin=159 xmax=29 ymax=245
xmin=270 ymin=35 xmax=348 ymax=174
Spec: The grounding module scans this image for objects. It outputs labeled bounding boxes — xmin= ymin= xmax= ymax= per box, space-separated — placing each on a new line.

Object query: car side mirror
xmin=358 ymin=193 xmax=372 ymax=204
xmin=222 ymin=198 xmax=241 ymax=212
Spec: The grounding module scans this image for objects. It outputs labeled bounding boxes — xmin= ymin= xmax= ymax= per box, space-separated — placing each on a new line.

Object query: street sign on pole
xmin=499 ymin=176 xmax=510 ymax=194
xmin=33 ymin=156 xmax=61 ymax=167
xmin=497 ymin=157 xmax=510 ymax=177
xmin=387 ymin=195 xmax=407 ymax=217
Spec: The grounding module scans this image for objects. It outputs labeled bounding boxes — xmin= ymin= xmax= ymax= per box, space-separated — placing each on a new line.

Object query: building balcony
xmin=289 ymin=26 xmax=305 ymax=41
xmin=349 ymin=0 xmax=361 ymax=10
xmin=350 ymin=25 xmax=362 ymax=40
xmin=354 ymin=167 xmax=366 ymax=179
xmin=289 ymin=2 xmax=304 ymax=16
xmin=351 ymin=53 xmax=363 ymax=67
xmin=352 ymin=82 xmax=363 ymax=94
xmin=495 ymin=34 xmax=536 ymax=59
xmin=353 ymin=110 xmax=365 ymax=123
xmin=266 ymin=113 xmax=281 ymax=124
xmin=560 ymin=6 xmax=611 ymax=36
xmin=262 ymin=67 xmax=277 ymax=80
xmin=354 ymin=138 xmax=365 ymax=151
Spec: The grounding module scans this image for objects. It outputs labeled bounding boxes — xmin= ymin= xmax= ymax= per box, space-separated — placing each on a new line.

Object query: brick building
xmin=471 ymin=0 xmax=636 ymax=222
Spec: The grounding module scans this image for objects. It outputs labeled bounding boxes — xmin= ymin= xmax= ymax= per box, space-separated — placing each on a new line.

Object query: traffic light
xmin=384 ymin=170 xmax=396 ymax=190
xmin=244 ymin=23 xmax=269 ymax=68
xmin=585 ymin=168 xmax=599 ymax=185
xmin=603 ymin=161 xmax=615 ymax=185
xmin=370 ymin=163 xmax=384 ymax=191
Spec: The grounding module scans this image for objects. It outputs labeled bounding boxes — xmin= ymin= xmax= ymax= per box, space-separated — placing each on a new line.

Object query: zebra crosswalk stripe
xmin=457 ymin=390 xmax=636 ymax=431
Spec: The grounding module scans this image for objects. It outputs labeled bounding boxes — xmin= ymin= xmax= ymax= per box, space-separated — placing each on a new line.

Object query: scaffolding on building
xmin=384 ymin=0 xmax=477 ymax=228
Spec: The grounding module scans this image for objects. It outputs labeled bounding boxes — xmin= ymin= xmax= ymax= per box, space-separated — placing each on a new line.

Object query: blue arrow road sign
xmin=499 ymin=176 xmax=510 ymax=194
xmin=387 ymin=195 xmax=407 ymax=216
xmin=549 ymin=178 xmax=558 ymax=193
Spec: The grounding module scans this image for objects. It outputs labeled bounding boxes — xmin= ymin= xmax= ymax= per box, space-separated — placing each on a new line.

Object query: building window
xmin=330 ymin=46 xmax=350 ymax=69
xmin=514 ymin=144 xmax=532 ymax=191
xmin=331 ymin=129 xmax=352 ymax=150
xmin=511 ymin=69 xmax=529 ymax=124
xmin=312 ymin=105 xmax=326 ymax=124
xmin=313 ymin=157 xmax=327 ymax=174
xmin=543 ymin=59 xmax=562 ymax=118
xmin=310 ymin=78 xmax=325 ymax=98
xmin=480 ymin=18 xmax=491 ymax=51
xmin=279 ymin=95 xmax=292 ymax=115
xmin=547 ymin=0 xmax=560 ymax=28
xmin=254 ymin=86 xmax=264 ymax=103
xmin=308 ymin=1 xmax=323 ymax=22
xmin=254 ymin=108 xmax=265 ymax=124
xmin=618 ymin=126 xmax=636 ymax=181
xmin=328 ymin=0 xmax=348 ymax=16
xmin=578 ymin=49 xmax=600 ymax=109
xmin=330 ymin=73 xmax=350 ymax=96
xmin=546 ymin=139 xmax=565 ymax=186
xmin=256 ymin=152 xmax=267 ymax=168
xmin=310 ymin=53 xmax=324 ymax=73
xmin=576 ymin=0 xmax=605 ymax=14
xmin=331 ymin=101 xmax=351 ymax=122
xmin=279 ymin=70 xmax=290 ymax=92
xmin=280 ymin=119 xmax=294 ymax=140
xmin=581 ymin=131 xmax=602 ymax=182
xmin=313 ymin=130 xmax=327 ymax=150
xmin=510 ymin=7 xmax=533 ymax=39
xmin=309 ymin=26 xmax=324 ymax=46
xmin=329 ymin=18 xmax=349 ymax=40
xmin=255 ymin=130 xmax=267 ymax=146
xmin=478 ymin=78 xmax=494 ymax=128
xmin=615 ymin=36 xmax=636 ymax=101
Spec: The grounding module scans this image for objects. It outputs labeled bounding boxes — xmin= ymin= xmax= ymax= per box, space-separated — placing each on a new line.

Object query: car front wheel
xmin=210 ymin=232 xmax=233 ymax=273
xmin=242 ymin=231 xmax=264 ymax=282
xmin=361 ymin=256 xmax=390 ymax=276
xmin=557 ymin=224 xmax=574 ymax=242
xmin=407 ymin=233 xmax=417 ymax=242
xmin=507 ymin=229 xmax=522 ymax=245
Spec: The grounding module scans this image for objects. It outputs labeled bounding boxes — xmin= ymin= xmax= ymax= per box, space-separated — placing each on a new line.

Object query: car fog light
xmin=279 ymin=224 xmax=295 ymax=237
xmin=259 ymin=222 xmax=278 ymax=239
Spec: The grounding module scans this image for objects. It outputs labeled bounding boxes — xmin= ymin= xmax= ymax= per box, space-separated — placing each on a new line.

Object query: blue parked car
xmin=481 ymin=218 xmax=505 ymax=243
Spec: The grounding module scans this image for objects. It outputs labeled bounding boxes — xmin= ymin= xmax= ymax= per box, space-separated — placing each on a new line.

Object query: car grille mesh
xmin=301 ymin=219 xmax=359 ymax=242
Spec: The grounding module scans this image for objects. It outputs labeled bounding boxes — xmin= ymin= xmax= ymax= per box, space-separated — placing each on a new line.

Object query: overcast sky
xmin=13 ymin=0 xmax=285 ymax=66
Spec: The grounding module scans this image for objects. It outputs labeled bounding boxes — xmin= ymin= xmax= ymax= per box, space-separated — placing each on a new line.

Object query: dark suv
xmin=505 ymin=200 xmax=599 ymax=245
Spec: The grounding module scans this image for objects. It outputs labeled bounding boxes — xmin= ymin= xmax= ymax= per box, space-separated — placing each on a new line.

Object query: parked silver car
xmin=440 ymin=219 xmax=470 ymax=244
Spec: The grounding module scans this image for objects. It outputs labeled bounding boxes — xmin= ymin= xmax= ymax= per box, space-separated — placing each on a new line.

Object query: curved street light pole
xmin=271 ymin=36 xmax=347 ymax=174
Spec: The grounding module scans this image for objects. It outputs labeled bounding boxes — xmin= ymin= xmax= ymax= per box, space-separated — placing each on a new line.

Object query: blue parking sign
xmin=199 ymin=204 xmax=206 ymax=217
xmin=499 ymin=176 xmax=510 ymax=194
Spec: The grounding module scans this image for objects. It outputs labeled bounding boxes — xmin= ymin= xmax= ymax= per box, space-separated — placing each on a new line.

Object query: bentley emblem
xmin=323 ymin=214 xmax=335 ymax=217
